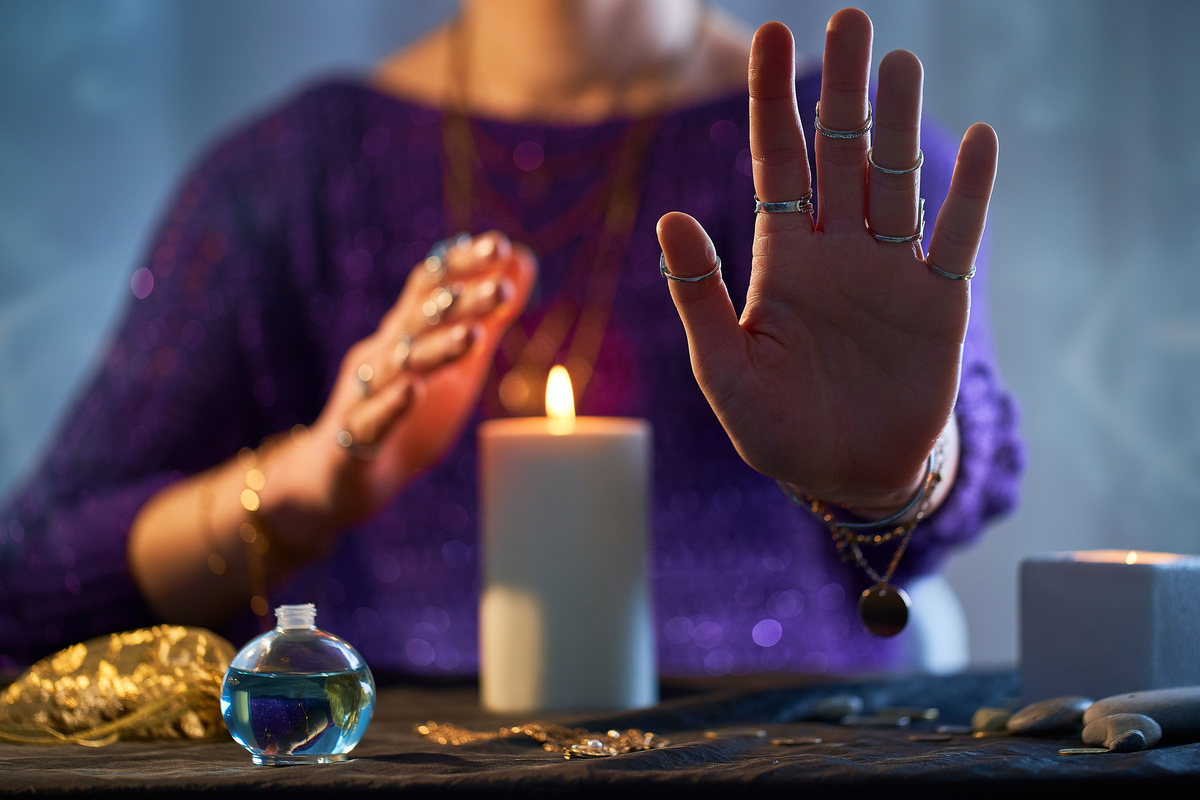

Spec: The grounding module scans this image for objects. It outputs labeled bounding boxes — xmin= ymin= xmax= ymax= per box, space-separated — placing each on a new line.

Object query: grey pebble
xmin=971 ymin=707 xmax=1012 ymax=733
xmin=807 ymin=694 xmax=864 ymax=722
xmin=1083 ymin=686 xmax=1200 ymax=738
xmin=1081 ymin=713 xmax=1162 ymax=752
xmin=1006 ymin=695 xmax=1093 ymax=736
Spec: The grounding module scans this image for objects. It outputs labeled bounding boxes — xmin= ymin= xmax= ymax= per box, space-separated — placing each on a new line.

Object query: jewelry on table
xmin=415 ymin=720 xmax=669 ymax=760
xmin=778 ymin=436 xmax=946 ymax=637
xmin=814 ymin=102 xmax=873 ymax=140
xmin=659 ymin=252 xmax=722 ymax=283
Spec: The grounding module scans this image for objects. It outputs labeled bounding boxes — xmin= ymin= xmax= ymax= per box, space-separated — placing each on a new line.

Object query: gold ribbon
xmin=0 ymin=625 xmax=236 ymax=746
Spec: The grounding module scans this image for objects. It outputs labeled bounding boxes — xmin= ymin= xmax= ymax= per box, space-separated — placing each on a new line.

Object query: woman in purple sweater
xmin=0 ymin=3 xmax=1021 ymax=677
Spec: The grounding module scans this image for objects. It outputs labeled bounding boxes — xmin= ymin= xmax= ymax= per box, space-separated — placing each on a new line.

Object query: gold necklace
xmin=440 ymin=18 xmax=659 ymax=415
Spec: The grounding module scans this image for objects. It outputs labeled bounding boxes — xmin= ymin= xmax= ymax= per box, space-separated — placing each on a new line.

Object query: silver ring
xmin=755 ymin=190 xmax=814 ymax=215
xmin=814 ymin=102 xmax=873 ymax=140
xmin=423 ymin=233 xmax=470 ymax=281
xmin=391 ymin=334 xmax=413 ymax=370
xmin=335 ymin=428 xmax=377 ymax=461
xmin=925 ymin=257 xmax=976 ymax=281
xmin=869 ymin=198 xmax=925 ymax=244
xmin=355 ymin=363 xmax=374 ymax=396
xmin=660 ymin=252 xmax=722 ymax=283
xmin=422 ymin=285 xmax=458 ymax=325
xmin=868 ymin=147 xmax=923 ymax=175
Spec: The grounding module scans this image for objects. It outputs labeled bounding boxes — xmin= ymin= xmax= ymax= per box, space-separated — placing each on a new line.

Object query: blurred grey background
xmin=2 ymin=0 xmax=1198 ymax=669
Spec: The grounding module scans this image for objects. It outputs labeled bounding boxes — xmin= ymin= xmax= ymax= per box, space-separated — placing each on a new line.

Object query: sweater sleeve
xmin=0 ymin=106 xmax=318 ymax=670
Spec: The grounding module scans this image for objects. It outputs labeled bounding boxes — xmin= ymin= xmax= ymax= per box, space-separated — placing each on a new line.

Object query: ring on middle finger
xmin=868 ymin=198 xmax=926 ymax=244
xmin=423 ymin=284 xmax=459 ymax=326
xmin=814 ymin=101 xmax=873 ymax=140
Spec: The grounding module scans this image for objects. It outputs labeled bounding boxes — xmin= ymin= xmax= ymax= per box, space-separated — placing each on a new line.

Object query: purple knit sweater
xmin=0 ymin=75 xmax=1023 ymax=676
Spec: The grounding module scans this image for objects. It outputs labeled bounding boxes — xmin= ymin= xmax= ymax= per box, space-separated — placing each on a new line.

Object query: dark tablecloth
xmin=2 ymin=670 xmax=1197 ymax=798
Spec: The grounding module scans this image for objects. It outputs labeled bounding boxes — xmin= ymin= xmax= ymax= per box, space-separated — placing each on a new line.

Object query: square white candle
xmin=1019 ymin=550 xmax=1200 ymax=702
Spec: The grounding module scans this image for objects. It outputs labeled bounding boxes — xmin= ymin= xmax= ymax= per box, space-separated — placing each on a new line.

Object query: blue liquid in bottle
xmin=220 ymin=604 xmax=376 ymax=765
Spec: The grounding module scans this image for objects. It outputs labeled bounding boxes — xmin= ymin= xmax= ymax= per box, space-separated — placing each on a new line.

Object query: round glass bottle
xmin=220 ymin=604 xmax=376 ymax=765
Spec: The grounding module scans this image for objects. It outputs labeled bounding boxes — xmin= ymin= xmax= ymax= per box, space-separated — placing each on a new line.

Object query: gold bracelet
xmin=194 ymin=484 xmax=226 ymax=576
xmin=236 ymin=447 xmax=274 ymax=621
xmin=778 ymin=437 xmax=947 ymax=637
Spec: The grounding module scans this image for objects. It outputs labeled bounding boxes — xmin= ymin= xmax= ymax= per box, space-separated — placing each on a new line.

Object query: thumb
xmin=657 ymin=212 xmax=745 ymax=382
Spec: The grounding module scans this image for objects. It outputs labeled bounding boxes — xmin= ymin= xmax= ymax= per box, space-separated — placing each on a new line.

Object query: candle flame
xmin=546 ymin=365 xmax=575 ymax=422
xmin=1126 ymin=551 xmax=1138 ymax=565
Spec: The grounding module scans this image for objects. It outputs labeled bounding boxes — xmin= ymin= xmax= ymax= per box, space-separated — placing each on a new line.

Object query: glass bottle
xmin=220 ymin=604 xmax=376 ymax=765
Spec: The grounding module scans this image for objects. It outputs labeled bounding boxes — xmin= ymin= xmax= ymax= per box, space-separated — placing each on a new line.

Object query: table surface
xmin=2 ymin=670 xmax=1197 ymax=798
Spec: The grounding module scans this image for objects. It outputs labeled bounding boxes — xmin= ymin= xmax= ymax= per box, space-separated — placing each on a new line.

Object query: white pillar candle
xmin=478 ymin=367 xmax=656 ymax=713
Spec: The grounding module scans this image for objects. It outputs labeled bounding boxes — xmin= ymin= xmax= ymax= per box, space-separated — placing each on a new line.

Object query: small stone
xmin=1083 ymin=686 xmax=1200 ymax=739
xmin=840 ymin=714 xmax=910 ymax=728
xmin=972 ymin=707 xmax=1012 ymax=733
xmin=1081 ymin=713 xmax=1162 ymax=752
xmin=1006 ymin=695 xmax=1093 ymax=735
xmin=807 ymin=694 xmax=865 ymax=722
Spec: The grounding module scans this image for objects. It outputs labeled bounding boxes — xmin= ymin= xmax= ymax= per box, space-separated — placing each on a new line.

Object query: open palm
xmin=658 ymin=10 xmax=997 ymax=512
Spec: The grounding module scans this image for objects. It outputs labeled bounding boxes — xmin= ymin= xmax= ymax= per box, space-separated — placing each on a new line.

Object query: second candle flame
xmin=546 ymin=365 xmax=575 ymax=431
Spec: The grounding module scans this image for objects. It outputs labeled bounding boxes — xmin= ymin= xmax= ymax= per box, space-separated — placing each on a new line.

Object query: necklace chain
xmin=441 ymin=16 xmax=659 ymax=415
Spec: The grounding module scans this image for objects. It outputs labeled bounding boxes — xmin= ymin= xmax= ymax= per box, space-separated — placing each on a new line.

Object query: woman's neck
xmin=375 ymin=0 xmax=753 ymax=123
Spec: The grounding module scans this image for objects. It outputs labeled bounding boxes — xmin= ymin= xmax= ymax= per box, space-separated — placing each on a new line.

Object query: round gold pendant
xmin=858 ymin=584 xmax=910 ymax=637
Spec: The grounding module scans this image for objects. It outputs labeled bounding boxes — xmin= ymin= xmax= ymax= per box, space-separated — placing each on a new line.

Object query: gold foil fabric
xmin=0 ymin=625 xmax=235 ymax=746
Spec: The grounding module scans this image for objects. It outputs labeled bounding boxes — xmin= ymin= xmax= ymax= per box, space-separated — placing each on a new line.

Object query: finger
xmin=814 ymin=8 xmax=873 ymax=228
xmin=378 ymin=231 xmax=513 ymax=336
xmin=404 ymin=323 xmax=477 ymax=374
xmin=338 ymin=375 xmax=416 ymax=452
xmin=441 ymin=231 xmax=512 ymax=279
xmin=435 ymin=275 xmax=510 ymax=327
xmin=657 ymin=212 xmax=744 ymax=377
xmin=749 ymin=21 xmax=812 ymax=214
xmin=866 ymin=49 xmax=924 ymax=248
xmin=926 ymin=123 xmax=998 ymax=278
